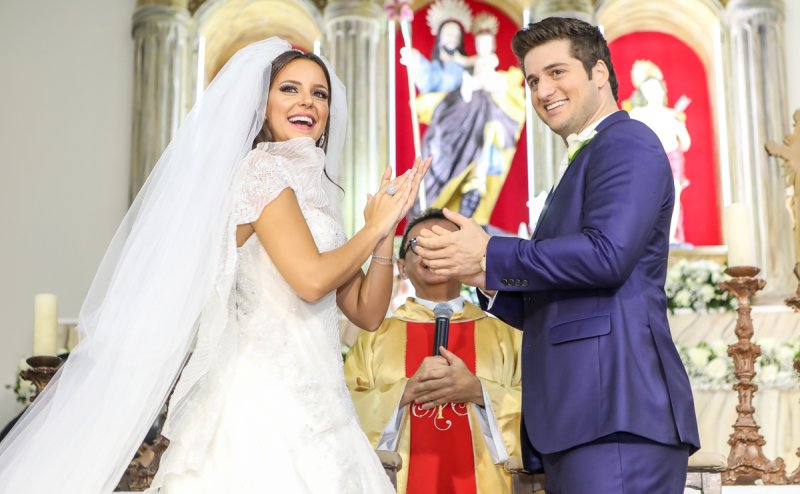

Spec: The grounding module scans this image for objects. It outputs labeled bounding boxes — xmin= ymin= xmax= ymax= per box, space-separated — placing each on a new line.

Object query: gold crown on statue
xmin=472 ymin=12 xmax=498 ymax=36
xmin=426 ymin=0 xmax=472 ymax=36
xmin=631 ymin=59 xmax=664 ymax=88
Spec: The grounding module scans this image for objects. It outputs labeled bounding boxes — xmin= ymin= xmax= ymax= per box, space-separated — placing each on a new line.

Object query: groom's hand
xmin=414 ymin=208 xmax=489 ymax=277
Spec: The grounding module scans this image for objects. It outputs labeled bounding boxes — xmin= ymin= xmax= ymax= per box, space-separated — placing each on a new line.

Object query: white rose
xmin=775 ymin=370 xmax=793 ymax=387
xmin=666 ymin=268 xmax=680 ymax=284
xmin=758 ymin=364 xmax=779 ymax=384
xmin=688 ymin=347 xmax=711 ymax=369
xmin=675 ymin=290 xmax=692 ymax=307
xmin=777 ymin=346 xmax=795 ymax=364
xmin=704 ymin=358 xmax=729 ymax=380
xmin=700 ymin=285 xmax=716 ymax=302
xmin=757 ymin=337 xmax=777 ymax=353
xmin=709 ymin=339 xmax=730 ymax=357
xmin=19 ymin=379 xmax=36 ymax=397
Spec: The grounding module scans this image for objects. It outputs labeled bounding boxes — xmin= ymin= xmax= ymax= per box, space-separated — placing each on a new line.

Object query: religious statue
xmin=402 ymin=5 xmax=525 ymax=225
xmin=625 ymin=60 xmax=692 ymax=244
xmin=766 ymin=109 xmax=800 ymax=270
xmin=765 ymin=109 xmax=800 ymax=234
xmin=399 ymin=0 xmax=472 ymax=95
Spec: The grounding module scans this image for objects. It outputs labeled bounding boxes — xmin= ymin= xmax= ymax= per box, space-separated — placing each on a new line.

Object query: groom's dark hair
xmin=512 ymin=17 xmax=618 ymax=100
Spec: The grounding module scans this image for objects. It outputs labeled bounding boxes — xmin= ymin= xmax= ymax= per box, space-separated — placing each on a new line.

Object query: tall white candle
xmin=724 ymin=203 xmax=756 ymax=267
xmin=33 ymin=293 xmax=58 ymax=356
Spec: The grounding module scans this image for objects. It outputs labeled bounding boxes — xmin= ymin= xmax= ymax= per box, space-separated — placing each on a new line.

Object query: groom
xmin=415 ymin=17 xmax=700 ymax=494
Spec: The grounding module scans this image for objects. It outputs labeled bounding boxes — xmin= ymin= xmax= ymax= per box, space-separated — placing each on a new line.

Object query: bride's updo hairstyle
xmin=253 ymin=50 xmax=333 ymax=152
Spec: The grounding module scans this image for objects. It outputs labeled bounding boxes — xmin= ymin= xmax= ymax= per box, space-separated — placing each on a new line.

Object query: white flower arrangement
xmin=5 ymin=359 xmax=36 ymax=405
xmin=753 ymin=336 xmax=800 ymax=389
xmin=665 ymin=259 xmax=736 ymax=314
xmin=678 ymin=340 xmax=735 ymax=390
xmin=677 ymin=337 xmax=800 ymax=390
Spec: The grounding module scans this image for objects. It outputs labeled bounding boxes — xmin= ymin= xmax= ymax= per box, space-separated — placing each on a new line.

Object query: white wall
xmin=786 ymin=0 xmax=800 ymax=115
xmin=0 ymin=1 xmax=134 ymax=424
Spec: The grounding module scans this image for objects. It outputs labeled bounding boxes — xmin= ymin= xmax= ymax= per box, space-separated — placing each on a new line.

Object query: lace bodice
xmin=234 ymin=137 xmax=335 ymax=224
xmin=233 ymin=137 xmax=352 ymax=428
xmin=233 ymin=136 xmax=346 ymax=330
xmin=234 ymin=136 xmax=345 ymax=329
xmin=149 ymin=137 xmax=393 ymax=493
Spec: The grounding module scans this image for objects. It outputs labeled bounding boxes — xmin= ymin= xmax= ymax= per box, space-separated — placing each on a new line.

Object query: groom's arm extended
xmin=487 ymin=128 xmax=672 ymax=292
xmin=477 ymin=289 xmax=524 ymax=331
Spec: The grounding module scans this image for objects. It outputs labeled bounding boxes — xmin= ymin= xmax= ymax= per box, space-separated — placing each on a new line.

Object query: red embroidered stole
xmin=405 ymin=320 xmax=477 ymax=494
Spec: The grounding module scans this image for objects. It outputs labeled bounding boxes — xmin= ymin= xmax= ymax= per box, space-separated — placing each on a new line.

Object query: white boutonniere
xmin=566 ymin=130 xmax=597 ymax=162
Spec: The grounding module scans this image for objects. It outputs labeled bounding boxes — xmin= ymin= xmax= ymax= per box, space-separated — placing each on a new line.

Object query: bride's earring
xmin=316 ymin=133 xmax=326 ymax=147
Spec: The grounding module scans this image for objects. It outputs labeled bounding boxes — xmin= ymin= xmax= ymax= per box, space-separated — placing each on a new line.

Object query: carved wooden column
xmin=720 ymin=266 xmax=787 ymax=485
xmin=130 ymin=2 xmax=193 ymax=201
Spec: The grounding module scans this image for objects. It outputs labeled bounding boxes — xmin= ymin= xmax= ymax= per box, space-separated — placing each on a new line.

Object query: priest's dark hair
xmin=399 ymin=209 xmax=448 ymax=259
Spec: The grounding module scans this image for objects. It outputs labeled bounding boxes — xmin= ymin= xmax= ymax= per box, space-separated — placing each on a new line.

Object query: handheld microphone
xmin=433 ymin=303 xmax=453 ymax=356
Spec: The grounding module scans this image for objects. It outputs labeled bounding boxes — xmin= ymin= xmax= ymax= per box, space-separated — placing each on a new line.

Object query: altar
xmin=670 ymin=306 xmax=800 ymax=474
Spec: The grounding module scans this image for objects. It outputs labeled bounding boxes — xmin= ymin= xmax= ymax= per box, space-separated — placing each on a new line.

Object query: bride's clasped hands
xmin=363 ymin=156 xmax=432 ymax=238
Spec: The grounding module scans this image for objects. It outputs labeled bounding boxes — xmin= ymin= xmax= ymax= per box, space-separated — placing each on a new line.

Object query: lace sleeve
xmin=233 ymin=148 xmax=300 ymax=225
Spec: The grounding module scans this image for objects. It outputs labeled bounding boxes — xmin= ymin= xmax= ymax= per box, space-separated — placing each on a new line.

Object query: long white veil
xmin=0 ymin=37 xmax=347 ymax=493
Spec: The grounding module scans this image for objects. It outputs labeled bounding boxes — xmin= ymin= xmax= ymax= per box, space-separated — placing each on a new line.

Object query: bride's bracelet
xmin=371 ymin=254 xmax=396 ymax=265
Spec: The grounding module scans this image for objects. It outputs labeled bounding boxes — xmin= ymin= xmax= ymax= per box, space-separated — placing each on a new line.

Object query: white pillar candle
xmin=33 ymin=293 xmax=58 ymax=356
xmin=724 ymin=203 xmax=756 ymax=267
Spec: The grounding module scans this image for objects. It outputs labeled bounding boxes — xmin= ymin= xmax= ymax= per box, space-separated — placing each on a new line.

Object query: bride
xmin=0 ymin=38 xmax=429 ymax=493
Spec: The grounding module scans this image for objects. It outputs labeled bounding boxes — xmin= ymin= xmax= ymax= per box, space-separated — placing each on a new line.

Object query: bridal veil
xmin=0 ymin=37 xmax=347 ymax=493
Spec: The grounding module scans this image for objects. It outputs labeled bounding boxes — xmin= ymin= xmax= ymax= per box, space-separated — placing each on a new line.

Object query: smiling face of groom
xmin=523 ymin=39 xmax=611 ymax=139
xmin=513 ymin=17 xmax=620 ymax=140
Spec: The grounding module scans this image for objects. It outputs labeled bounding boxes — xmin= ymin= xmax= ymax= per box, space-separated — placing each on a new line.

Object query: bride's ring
xmin=386 ymin=184 xmax=398 ymax=196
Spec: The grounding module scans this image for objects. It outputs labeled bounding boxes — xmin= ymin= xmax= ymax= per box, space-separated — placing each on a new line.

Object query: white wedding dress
xmin=147 ymin=138 xmax=395 ymax=493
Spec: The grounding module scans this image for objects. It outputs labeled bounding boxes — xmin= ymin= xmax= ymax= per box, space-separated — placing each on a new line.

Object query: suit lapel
xmin=531 ymin=111 xmax=629 ymax=239
xmin=532 ymin=187 xmax=556 ymax=238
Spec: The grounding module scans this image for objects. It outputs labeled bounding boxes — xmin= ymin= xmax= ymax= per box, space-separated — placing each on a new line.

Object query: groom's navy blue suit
xmin=481 ymin=111 xmax=700 ymax=478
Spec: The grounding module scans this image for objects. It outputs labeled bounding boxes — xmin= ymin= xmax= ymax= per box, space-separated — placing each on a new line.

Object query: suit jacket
xmin=482 ymin=111 xmax=700 ymax=467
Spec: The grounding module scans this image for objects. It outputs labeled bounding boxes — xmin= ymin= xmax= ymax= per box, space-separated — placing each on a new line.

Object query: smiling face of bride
xmin=264 ymin=55 xmax=331 ymax=146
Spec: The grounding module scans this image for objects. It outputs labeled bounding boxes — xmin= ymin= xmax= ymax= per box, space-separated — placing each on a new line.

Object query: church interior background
xmin=2 ymin=0 xmax=800 ymax=489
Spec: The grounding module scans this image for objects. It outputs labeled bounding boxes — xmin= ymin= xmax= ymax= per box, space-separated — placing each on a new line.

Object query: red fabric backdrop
xmin=394 ymin=0 xmax=528 ymax=234
xmin=609 ymin=31 xmax=720 ymax=246
xmin=394 ymin=21 xmax=719 ymax=243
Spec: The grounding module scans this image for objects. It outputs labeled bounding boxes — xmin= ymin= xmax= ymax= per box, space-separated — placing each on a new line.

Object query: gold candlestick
xmin=720 ymin=266 xmax=787 ymax=485
xmin=785 ymin=263 xmax=800 ymax=313
xmin=789 ymin=359 xmax=800 ymax=484
xmin=19 ymin=356 xmax=63 ymax=402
